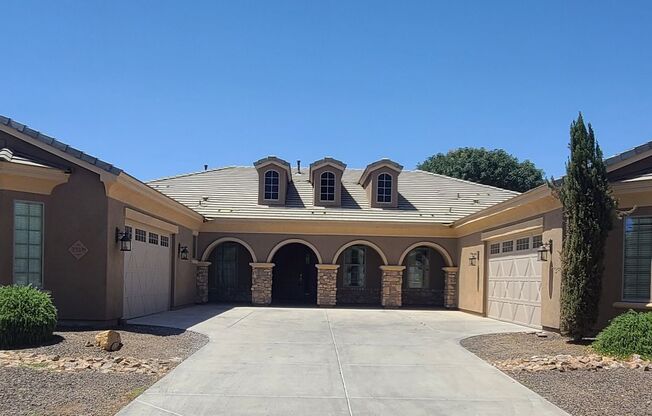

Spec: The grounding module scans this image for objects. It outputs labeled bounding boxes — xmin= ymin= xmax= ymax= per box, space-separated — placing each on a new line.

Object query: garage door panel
xmin=123 ymin=222 xmax=172 ymax=319
xmin=487 ymin=237 xmax=542 ymax=329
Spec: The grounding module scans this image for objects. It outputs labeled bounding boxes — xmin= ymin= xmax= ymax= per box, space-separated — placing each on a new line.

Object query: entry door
xmin=123 ymin=222 xmax=172 ymax=319
xmin=272 ymin=245 xmax=318 ymax=304
xmin=487 ymin=235 xmax=542 ymax=328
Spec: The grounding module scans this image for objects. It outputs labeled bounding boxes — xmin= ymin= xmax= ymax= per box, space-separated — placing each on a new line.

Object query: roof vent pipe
xmin=204 ymin=164 xmax=208 ymax=171
xmin=297 ymin=160 xmax=301 ymax=174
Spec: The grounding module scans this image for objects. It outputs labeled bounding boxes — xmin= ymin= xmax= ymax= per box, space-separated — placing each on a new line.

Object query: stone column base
xmin=250 ymin=262 xmax=274 ymax=306
xmin=316 ymin=264 xmax=339 ymax=307
xmin=442 ymin=267 xmax=459 ymax=309
xmin=194 ymin=261 xmax=211 ymax=304
xmin=381 ymin=265 xmax=405 ymax=308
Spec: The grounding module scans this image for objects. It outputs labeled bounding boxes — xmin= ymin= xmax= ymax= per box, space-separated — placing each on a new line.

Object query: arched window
xmin=377 ymin=173 xmax=392 ymax=203
xmin=406 ymin=247 xmax=430 ymax=288
xmin=344 ymin=246 xmax=366 ymax=287
xmin=264 ymin=170 xmax=279 ymax=200
xmin=320 ymin=171 xmax=335 ymax=201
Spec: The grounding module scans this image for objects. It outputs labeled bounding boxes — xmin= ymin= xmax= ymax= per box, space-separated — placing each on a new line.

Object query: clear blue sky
xmin=1 ymin=1 xmax=650 ymax=180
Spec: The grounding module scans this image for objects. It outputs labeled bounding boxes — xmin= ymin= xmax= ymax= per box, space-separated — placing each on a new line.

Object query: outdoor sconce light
xmin=178 ymin=244 xmax=189 ymax=261
xmin=115 ymin=227 xmax=132 ymax=252
xmin=469 ymin=251 xmax=479 ymax=266
xmin=537 ymin=239 xmax=553 ymax=262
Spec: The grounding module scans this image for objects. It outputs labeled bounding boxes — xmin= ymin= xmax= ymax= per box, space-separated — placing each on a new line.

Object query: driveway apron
xmin=118 ymin=305 xmax=568 ymax=416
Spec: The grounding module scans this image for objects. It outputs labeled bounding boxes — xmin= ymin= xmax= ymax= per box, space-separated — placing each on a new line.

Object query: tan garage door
xmin=123 ymin=221 xmax=172 ymax=319
xmin=487 ymin=235 xmax=542 ymax=328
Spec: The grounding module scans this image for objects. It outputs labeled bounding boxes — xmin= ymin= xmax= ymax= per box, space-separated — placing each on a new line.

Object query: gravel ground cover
xmin=0 ymin=325 xmax=208 ymax=416
xmin=462 ymin=332 xmax=652 ymax=416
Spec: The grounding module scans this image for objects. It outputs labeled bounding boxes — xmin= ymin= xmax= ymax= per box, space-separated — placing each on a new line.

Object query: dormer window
xmin=309 ymin=157 xmax=346 ymax=207
xmin=254 ymin=156 xmax=292 ymax=206
xmin=377 ymin=173 xmax=392 ymax=203
xmin=359 ymin=159 xmax=403 ymax=208
xmin=320 ymin=171 xmax=336 ymax=201
xmin=264 ymin=170 xmax=280 ymax=200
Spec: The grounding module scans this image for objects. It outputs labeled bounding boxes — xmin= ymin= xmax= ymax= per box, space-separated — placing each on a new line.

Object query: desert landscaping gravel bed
xmin=462 ymin=332 xmax=652 ymax=416
xmin=0 ymin=325 xmax=208 ymax=416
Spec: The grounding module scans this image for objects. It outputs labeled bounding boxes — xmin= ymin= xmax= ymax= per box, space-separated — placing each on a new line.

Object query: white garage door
xmin=123 ymin=221 xmax=172 ymax=319
xmin=487 ymin=235 xmax=542 ymax=328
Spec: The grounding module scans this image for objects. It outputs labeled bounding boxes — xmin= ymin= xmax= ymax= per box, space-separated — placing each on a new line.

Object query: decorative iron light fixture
xmin=469 ymin=251 xmax=479 ymax=266
xmin=537 ymin=239 xmax=553 ymax=262
xmin=178 ymin=244 xmax=190 ymax=260
xmin=115 ymin=227 xmax=132 ymax=252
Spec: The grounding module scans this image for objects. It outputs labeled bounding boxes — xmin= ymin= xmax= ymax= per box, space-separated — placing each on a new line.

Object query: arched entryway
xmin=206 ymin=241 xmax=253 ymax=303
xmin=401 ymin=245 xmax=447 ymax=306
xmin=271 ymin=243 xmax=319 ymax=304
xmin=334 ymin=243 xmax=385 ymax=306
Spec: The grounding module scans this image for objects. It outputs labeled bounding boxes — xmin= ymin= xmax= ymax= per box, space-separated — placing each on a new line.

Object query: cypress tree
xmin=557 ymin=113 xmax=616 ymax=340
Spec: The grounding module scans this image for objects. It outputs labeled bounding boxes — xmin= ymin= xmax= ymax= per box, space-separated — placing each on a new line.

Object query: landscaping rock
xmin=95 ymin=330 xmax=122 ymax=352
xmin=492 ymin=353 xmax=652 ymax=372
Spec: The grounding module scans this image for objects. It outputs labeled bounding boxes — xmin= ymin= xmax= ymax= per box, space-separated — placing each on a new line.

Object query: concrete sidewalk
xmin=118 ymin=305 xmax=567 ymax=416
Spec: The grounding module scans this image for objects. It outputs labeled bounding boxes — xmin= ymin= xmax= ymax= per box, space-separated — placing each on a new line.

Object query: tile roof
xmin=148 ymin=167 xmax=519 ymax=224
xmin=0 ymin=115 xmax=122 ymax=175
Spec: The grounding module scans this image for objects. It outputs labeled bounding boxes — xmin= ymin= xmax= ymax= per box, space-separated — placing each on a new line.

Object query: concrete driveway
xmin=118 ymin=305 xmax=567 ymax=416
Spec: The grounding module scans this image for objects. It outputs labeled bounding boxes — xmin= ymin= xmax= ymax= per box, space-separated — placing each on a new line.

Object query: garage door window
xmin=14 ymin=201 xmax=43 ymax=287
xmin=623 ymin=216 xmax=652 ymax=301
xmin=135 ymin=229 xmax=146 ymax=242
xmin=516 ymin=238 xmax=530 ymax=251
xmin=502 ymin=241 xmax=513 ymax=253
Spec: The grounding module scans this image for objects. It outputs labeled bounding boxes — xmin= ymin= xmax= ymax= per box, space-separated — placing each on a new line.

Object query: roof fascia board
xmin=452 ymin=185 xmax=551 ymax=228
xmin=107 ymin=173 xmax=204 ymax=230
xmin=606 ymin=144 xmax=652 ymax=173
xmin=0 ymin=123 xmax=115 ymax=182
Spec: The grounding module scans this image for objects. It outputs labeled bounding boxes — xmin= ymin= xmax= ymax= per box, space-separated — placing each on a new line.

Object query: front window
xmin=623 ymin=217 xmax=652 ymax=301
xmin=377 ymin=173 xmax=392 ymax=203
xmin=264 ymin=170 xmax=280 ymax=200
xmin=320 ymin=171 xmax=335 ymax=201
xmin=14 ymin=201 xmax=43 ymax=287
xmin=344 ymin=246 xmax=366 ymax=287
xmin=406 ymin=248 xmax=430 ymax=289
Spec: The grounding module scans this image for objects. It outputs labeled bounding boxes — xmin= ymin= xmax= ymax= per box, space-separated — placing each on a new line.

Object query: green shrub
xmin=0 ymin=285 xmax=58 ymax=348
xmin=592 ymin=310 xmax=652 ymax=359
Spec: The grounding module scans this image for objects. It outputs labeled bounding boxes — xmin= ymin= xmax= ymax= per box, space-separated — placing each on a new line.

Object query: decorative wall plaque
xmin=69 ymin=241 xmax=88 ymax=260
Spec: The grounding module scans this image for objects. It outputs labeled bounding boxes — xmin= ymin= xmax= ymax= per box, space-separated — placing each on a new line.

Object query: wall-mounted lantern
xmin=469 ymin=251 xmax=479 ymax=266
xmin=537 ymin=239 xmax=553 ymax=262
xmin=178 ymin=244 xmax=189 ymax=260
xmin=115 ymin=227 xmax=132 ymax=252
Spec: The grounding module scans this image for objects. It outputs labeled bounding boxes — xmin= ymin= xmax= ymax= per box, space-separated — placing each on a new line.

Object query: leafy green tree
xmin=417 ymin=148 xmax=544 ymax=192
xmin=556 ymin=113 xmax=616 ymax=340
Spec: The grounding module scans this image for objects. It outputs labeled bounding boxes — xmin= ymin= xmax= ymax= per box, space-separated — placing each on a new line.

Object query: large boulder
xmin=95 ymin=330 xmax=122 ymax=351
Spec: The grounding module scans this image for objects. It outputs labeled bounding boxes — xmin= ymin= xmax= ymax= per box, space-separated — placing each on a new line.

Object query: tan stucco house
xmin=2 ymin=115 xmax=651 ymax=331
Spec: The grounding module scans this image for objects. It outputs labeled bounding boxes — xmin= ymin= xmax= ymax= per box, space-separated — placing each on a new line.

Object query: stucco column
xmin=194 ymin=261 xmax=211 ymax=304
xmin=250 ymin=262 xmax=274 ymax=306
xmin=381 ymin=265 xmax=406 ymax=308
xmin=316 ymin=264 xmax=339 ymax=307
xmin=442 ymin=266 xmax=460 ymax=309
